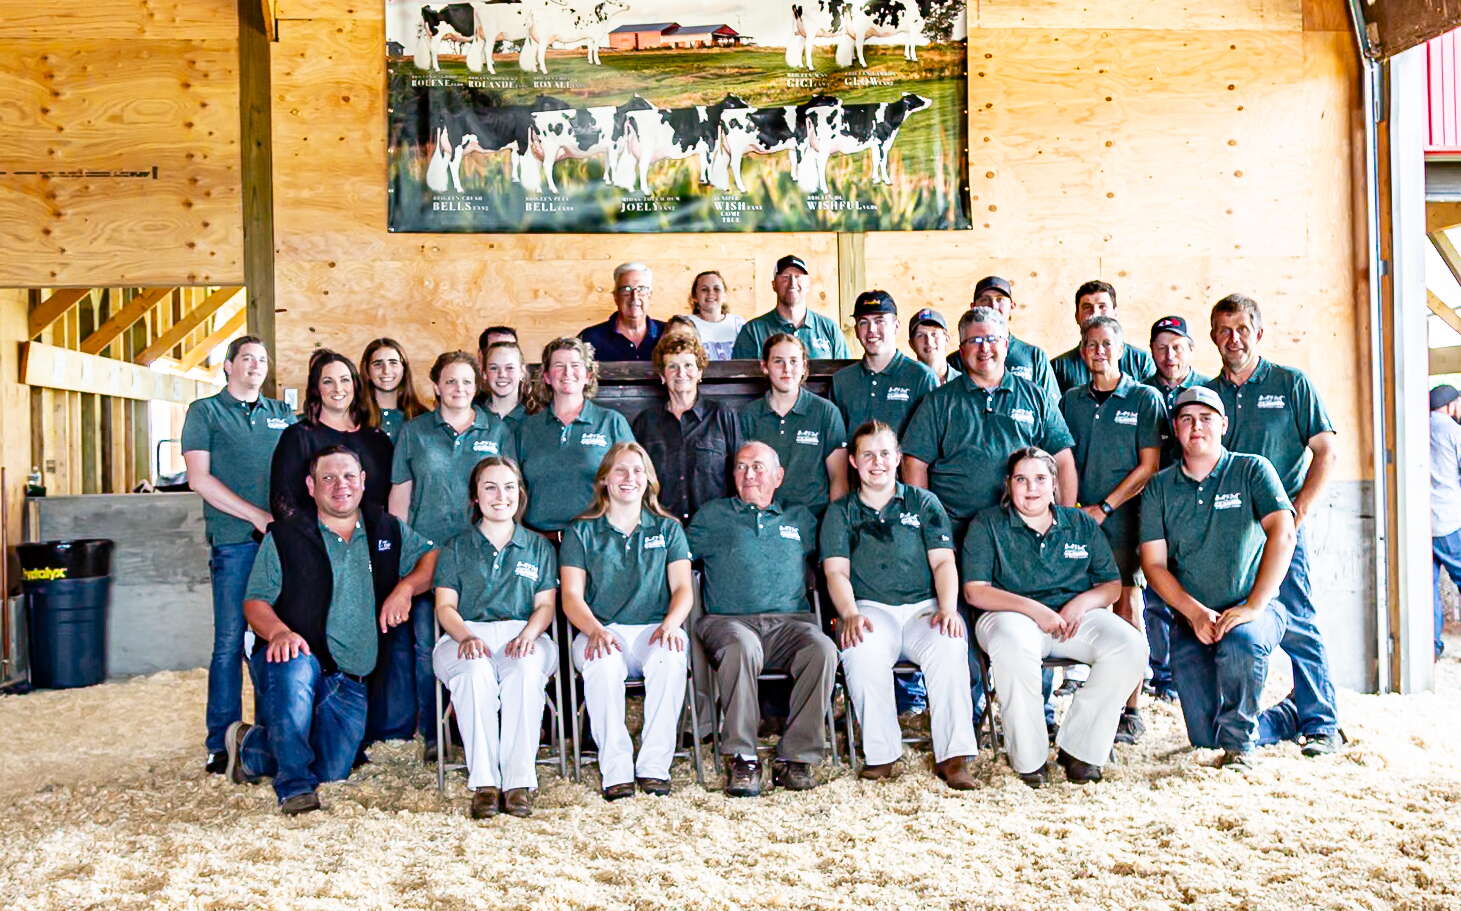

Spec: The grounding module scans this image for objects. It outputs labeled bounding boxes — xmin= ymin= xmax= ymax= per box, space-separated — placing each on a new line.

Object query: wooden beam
xmin=79 ymin=287 xmax=173 ymax=356
xmin=240 ymin=0 xmax=277 ymax=394
xmin=1428 ymin=290 xmax=1461 ymax=337
xmin=1430 ymin=230 xmax=1461 ymax=290
xmin=21 ymin=342 xmax=222 ymax=405
xmin=135 ymin=286 xmax=242 ymax=365
xmin=28 ymin=288 xmax=91 ymax=339
xmin=836 ymin=232 xmax=865 ymax=342
xmin=262 ymin=0 xmax=277 ymax=40
xmin=177 ymin=306 xmax=247 ymax=372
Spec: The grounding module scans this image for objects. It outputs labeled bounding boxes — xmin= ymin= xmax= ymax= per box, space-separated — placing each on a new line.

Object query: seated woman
xmin=269 ymin=349 xmax=392 ymax=519
xmin=515 ymin=337 xmax=635 ymax=535
xmin=962 ymin=446 xmax=1148 ymax=788
xmin=821 ymin=421 xmax=977 ymax=789
xmin=684 ymin=270 xmax=746 ymax=361
xmin=560 ymin=442 xmax=693 ymax=801
xmin=631 ymin=332 xmax=742 ymax=524
xmin=359 ymin=337 xmax=428 ymax=444
xmin=482 ymin=340 xmax=529 ymax=427
xmin=432 ymin=456 xmax=559 ymax=819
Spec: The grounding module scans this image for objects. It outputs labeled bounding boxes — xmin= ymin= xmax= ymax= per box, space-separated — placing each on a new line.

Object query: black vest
xmin=257 ymin=504 xmax=403 ymax=675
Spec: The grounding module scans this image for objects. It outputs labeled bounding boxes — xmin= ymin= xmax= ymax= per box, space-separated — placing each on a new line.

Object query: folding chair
xmin=562 ymin=611 xmax=706 ymax=786
xmin=975 ymin=645 xmax=1082 ymax=762
xmin=433 ymin=616 xmax=568 ymax=793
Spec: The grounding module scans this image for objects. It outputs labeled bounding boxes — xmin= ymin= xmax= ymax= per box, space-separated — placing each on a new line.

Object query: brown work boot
xmin=771 ymin=760 xmax=819 ymax=791
xmin=279 ymin=790 xmax=321 ymax=816
xmin=1056 ymin=748 xmax=1103 ymax=784
xmin=724 ymin=756 xmax=763 ymax=797
xmin=858 ymin=761 xmax=896 ymax=781
xmin=1017 ymin=763 xmax=1050 ymax=789
xmin=636 ymin=777 xmax=671 ymax=796
xmin=502 ymin=788 xmax=534 ymax=817
xmin=470 ymin=787 xmax=500 ymax=819
xmin=602 ymin=781 xmax=636 ymax=801
xmin=934 ymin=755 xmax=978 ymax=791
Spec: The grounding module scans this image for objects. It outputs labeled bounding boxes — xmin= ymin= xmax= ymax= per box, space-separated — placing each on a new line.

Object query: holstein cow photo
xmin=613 ymin=95 xmax=752 ymax=195
xmin=518 ymin=0 xmax=629 ymax=73
xmin=528 ymin=95 xmax=656 ymax=192
xmin=825 ymin=92 xmax=931 ymax=184
xmin=711 ymin=94 xmax=844 ymax=194
xmin=786 ymin=0 xmax=928 ymax=70
xmin=413 ymin=0 xmax=625 ymax=74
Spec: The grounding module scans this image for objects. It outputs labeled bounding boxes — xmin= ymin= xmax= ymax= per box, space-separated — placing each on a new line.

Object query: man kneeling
xmin=226 ymin=446 xmax=436 ymax=813
xmin=688 ymin=442 xmax=838 ymax=796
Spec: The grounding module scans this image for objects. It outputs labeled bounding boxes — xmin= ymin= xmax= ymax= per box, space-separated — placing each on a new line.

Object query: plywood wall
xmin=0 ymin=0 xmax=244 ymax=286
xmin=270 ymin=0 xmax=1368 ymax=480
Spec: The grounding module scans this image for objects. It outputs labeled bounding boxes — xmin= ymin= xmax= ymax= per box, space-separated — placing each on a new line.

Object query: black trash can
xmin=17 ymin=539 xmax=114 ymax=689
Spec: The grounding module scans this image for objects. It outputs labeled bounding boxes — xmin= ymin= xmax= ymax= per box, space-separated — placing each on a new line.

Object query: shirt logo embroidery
xmin=580 ymin=432 xmax=609 ymax=447
xmin=643 ymin=534 xmax=666 ymax=550
xmin=1062 ymin=543 xmax=1088 ymax=559
xmin=778 ymin=525 xmax=801 ymax=541
xmin=265 ymin=417 xmax=290 ymax=430
xmin=887 ymin=386 xmax=910 ymax=402
xmin=810 ymin=338 xmax=831 ymax=355
xmin=1114 ymin=410 xmax=1139 ymax=426
xmin=1214 ymin=492 xmax=1243 ymax=510
xmin=1009 ymin=408 xmax=1035 ymax=425
xmin=471 ymin=440 xmax=499 ymax=454
xmin=376 ymin=540 xmax=392 ymax=552
xmin=1010 ymin=365 xmax=1032 ymax=380
xmin=899 ymin=512 xmax=921 ymax=528
xmin=514 ymin=561 xmax=541 ymax=581
xmin=1257 ymin=394 xmax=1286 ymax=410
xmin=795 ymin=430 xmax=820 ymax=446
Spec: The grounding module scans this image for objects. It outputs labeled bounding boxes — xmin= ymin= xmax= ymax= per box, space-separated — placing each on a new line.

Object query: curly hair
xmin=526 ymin=337 xmax=600 ymax=413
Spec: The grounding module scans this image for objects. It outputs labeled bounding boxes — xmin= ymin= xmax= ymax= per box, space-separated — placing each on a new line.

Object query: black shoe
xmin=1299 ymin=730 xmax=1346 ymax=757
xmin=1046 ymin=719 xmax=1059 ymax=745
xmin=602 ymin=781 xmax=636 ymax=801
xmin=1017 ymin=763 xmax=1049 ymax=789
xmin=280 ymin=790 xmax=322 ymax=815
xmin=1113 ymin=708 xmax=1145 ymax=744
xmin=224 ymin=722 xmax=260 ymax=785
xmin=724 ymin=756 xmax=762 ymax=797
xmin=772 ymin=760 xmax=819 ymax=791
xmin=637 ymin=777 xmax=671 ymax=796
xmin=351 ymin=749 xmax=371 ymax=770
xmin=205 ymin=751 xmax=228 ymax=775
xmin=1056 ymin=748 xmax=1102 ymax=784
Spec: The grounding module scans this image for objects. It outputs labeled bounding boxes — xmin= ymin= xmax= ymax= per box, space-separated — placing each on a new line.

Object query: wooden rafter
xmin=135 ymin=286 xmax=242 ymax=366
xmin=262 ymin=0 xmax=277 ymax=40
xmin=1429 ymin=290 xmax=1461 ymax=337
xmin=79 ymin=287 xmax=173 ymax=356
xmin=28 ymin=288 xmax=91 ymax=338
xmin=1433 ymin=344 xmax=1461 ymax=376
xmin=177 ymin=307 xmax=247 ymax=372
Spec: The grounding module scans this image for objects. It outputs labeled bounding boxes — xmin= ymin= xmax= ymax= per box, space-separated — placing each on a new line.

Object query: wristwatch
xmin=1099 ymin=500 xmax=1114 ymax=515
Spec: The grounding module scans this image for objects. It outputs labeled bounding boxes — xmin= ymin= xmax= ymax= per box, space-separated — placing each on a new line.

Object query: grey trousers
xmin=696 ymin=612 xmax=837 ymax=764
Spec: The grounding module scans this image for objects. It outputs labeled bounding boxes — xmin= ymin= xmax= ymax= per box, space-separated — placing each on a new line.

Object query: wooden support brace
xmin=79 ymin=287 xmax=173 ymax=356
xmin=28 ymin=289 xmax=92 ymax=339
xmin=1427 ymin=290 xmax=1461 ymax=337
xmin=177 ymin=306 xmax=247 ymax=372
xmin=21 ymin=342 xmax=222 ymax=405
xmin=1431 ymin=344 xmax=1461 ymax=376
xmin=135 ymin=286 xmax=243 ymax=366
xmin=262 ymin=0 xmax=277 ymax=40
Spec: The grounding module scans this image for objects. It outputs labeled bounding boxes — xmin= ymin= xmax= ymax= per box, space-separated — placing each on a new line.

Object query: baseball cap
xmin=1173 ymin=386 xmax=1225 ymax=417
xmin=1431 ymin=384 xmax=1460 ymax=410
xmin=774 ymin=254 xmax=810 ymax=276
xmin=1150 ymin=315 xmax=1192 ymax=342
xmin=853 ymin=290 xmax=896 ymax=318
xmin=972 ymin=275 xmax=1013 ymax=301
xmin=908 ymin=307 xmax=947 ymax=335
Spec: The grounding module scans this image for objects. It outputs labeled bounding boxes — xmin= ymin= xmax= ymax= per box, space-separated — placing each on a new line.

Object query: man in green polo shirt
xmin=688 ymin=442 xmax=837 ymax=797
xmin=950 ymin=276 xmax=1061 ymax=406
xmin=730 ymin=254 xmax=850 ymax=360
xmin=1051 ymin=281 xmax=1155 ymax=393
xmin=224 ymin=447 xmax=437 ymax=813
xmin=181 ymin=335 xmax=297 ymax=775
xmin=1203 ymin=293 xmax=1341 ymax=756
xmin=1139 ymin=387 xmax=1301 ymax=770
xmin=740 ymin=334 xmax=848 ymax=516
xmin=830 ymin=290 xmax=938 ymax=437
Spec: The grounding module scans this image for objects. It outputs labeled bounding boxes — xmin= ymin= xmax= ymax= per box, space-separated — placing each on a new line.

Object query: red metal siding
xmin=1429 ymin=29 xmax=1461 ymax=155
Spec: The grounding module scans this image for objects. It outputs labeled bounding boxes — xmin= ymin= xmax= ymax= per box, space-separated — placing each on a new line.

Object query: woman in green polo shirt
xmin=482 ymin=340 xmax=529 ymax=426
xmin=962 ymin=447 xmax=1147 ymax=788
xmin=433 ymin=456 xmax=559 ymax=820
xmin=515 ymin=337 xmax=635 ymax=535
xmin=359 ymin=337 xmax=428 ymax=444
xmin=560 ymin=442 xmax=693 ymax=800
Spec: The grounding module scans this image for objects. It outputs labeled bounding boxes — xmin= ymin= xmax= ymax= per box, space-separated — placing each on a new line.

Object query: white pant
xmin=432 ymin=620 xmax=556 ymax=791
xmin=840 ymin=598 xmax=978 ymax=765
xmin=572 ymin=623 xmax=688 ymax=787
xmin=976 ymin=609 xmax=1147 ymax=774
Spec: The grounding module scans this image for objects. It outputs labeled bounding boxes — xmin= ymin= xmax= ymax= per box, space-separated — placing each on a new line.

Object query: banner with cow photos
xmin=385 ymin=0 xmax=971 ymax=233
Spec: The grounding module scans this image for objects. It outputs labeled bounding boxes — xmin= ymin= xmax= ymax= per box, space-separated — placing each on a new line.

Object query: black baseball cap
xmin=775 ymin=254 xmax=810 ymax=276
xmin=1173 ymin=386 xmax=1225 ymax=417
xmin=973 ymin=275 xmax=1013 ymax=301
xmin=1432 ymin=384 xmax=1460 ymax=410
xmin=1150 ymin=315 xmax=1192 ymax=342
xmin=908 ymin=307 xmax=947 ymax=335
xmin=853 ymin=290 xmax=896 ymax=318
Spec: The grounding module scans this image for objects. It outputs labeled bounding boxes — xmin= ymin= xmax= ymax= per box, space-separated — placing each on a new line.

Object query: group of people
xmin=182 ymin=255 xmax=1344 ymax=819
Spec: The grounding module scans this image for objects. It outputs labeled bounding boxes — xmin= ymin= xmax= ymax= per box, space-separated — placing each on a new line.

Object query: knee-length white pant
xmin=572 ymin=623 xmax=688 ymax=788
xmin=840 ymin=598 xmax=978 ymax=766
xmin=975 ymin=608 xmax=1147 ymax=774
xmin=432 ymin=620 xmax=556 ymax=791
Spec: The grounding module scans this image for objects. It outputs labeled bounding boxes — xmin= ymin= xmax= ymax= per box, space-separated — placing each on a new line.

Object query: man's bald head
xmin=733 ymin=441 xmax=784 ymax=508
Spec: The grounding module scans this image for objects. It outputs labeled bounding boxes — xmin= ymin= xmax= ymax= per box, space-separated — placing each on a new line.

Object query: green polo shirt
xmin=961 ymin=505 xmax=1120 ymax=611
xmin=830 ymin=352 xmax=939 ymax=437
xmin=739 ymin=389 xmax=847 ymax=515
xmin=901 ymin=370 xmax=1076 ymax=525
xmin=731 ymin=308 xmax=850 ymax=360
xmin=514 ymin=399 xmax=635 ymax=532
xmin=499 ymin=403 xmax=527 ymax=427
xmin=391 ymin=407 xmax=517 ymax=546
xmin=1204 ymin=359 xmax=1335 ymax=498
xmin=687 ymin=497 xmax=817 ymax=615
xmin=244 ymin=517 xmax=434 ymax=676
xmin=180 ymin=388 xmax=297 ymax=545
xmin=379 ymin=408 xmax=405 ymax=444
xmin=433 ymin=523 xmax=558 ymax=622
xmin=560 ymin=511 xmax=691 ymax=626
xmin=1052 ymin=344 xmax=1155 ymax=394
xmin=1140 ymin=450 xmax=1293 ymax=611
xmin=1007 ymin=336 xmax=1061 ymax=408
xmin=1144 ymin=369 xmax=1212 ymax=468
xmin=819 ymin=483 xmax=953 ymax=606
xmin=1060 ymin=376 xmax=1165 ymax=565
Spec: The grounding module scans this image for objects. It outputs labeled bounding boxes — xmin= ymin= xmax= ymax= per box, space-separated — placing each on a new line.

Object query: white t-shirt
xmin=686 ymin=313 xmax=747 ymax=361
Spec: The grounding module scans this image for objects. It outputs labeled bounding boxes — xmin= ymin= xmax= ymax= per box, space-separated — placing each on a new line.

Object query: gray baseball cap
xmin=1172 ymin=386 xmax=1225 ymax=417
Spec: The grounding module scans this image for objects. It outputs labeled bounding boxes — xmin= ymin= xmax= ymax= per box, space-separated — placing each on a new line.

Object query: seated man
xmin=578 ymin=262 xmax=666 ymax=362
xmin=225 ymin=446 xmax=437 ymax=814
xmin=688 ymin=441 xmax=838 ymax=797
xmin=1139 ymin=388 xmax=1300 ymax=770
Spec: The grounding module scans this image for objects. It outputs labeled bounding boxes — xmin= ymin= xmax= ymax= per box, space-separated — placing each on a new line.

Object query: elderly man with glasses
xmin=579 ymin=262 xmax=666 ymax=362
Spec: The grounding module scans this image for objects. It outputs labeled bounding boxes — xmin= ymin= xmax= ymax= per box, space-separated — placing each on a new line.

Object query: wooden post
xmin=239 ymin=0 xmax=276 ymax=394
xmin=836 ymin=233 xmax=866 ymax=340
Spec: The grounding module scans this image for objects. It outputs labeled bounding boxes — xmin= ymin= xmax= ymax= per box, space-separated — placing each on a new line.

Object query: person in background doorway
xmin=360 ymin=338 xmax=428 ymax=444
xmin=685 ymin=270 xmax=747 ymax=361
xmin=731 ymin=254 xmax=850 ymax=360
xmin=1051 ymin=281 xmax=1155 ymax=393
xmin=1430 ymin=383 xmax=1461 ymax=658
xmin=579 ymin=262 xmax=666 ymax=362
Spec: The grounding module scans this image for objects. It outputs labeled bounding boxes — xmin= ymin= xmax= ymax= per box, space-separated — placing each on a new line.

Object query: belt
xmin=338 ymin=671 xmax=368 ymax=684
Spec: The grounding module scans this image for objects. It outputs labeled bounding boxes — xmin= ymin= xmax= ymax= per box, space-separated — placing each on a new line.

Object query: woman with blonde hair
xmin=685 ymin=270 xmax=745 ymax=361
xmin=560 ymin=442 xmax=693 ymax=800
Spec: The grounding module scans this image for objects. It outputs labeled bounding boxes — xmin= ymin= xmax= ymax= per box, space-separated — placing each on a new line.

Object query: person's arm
xmin=1139 ymin=539 xmax=1220 ymax=644
xmin=505 ymin=589 xmax=558 ymax=658
xmin=822 ymin=555 xmax=871 ymax=649
xmin=1292 ymin=431 xmax=1336 ymax=527
xmin=1054 ymin=580 xmax=1122 ymax=640
xmin=242 ymin=598 xmax=310 ymax=663
xmin=1215 ymin=508 xmax=1297 ymax=637
xmin=825 ymin=449 xmax=849 ymax=504
xmin=435 ymin=586 xmax=490 ymax=659
xmin=560 ymin=565 xmax=618 ymax=660
xmin=1053 ymin=448 xmax=1079 ymax=508
xmin=650 ymin=559 xmax=694 ymax=651
xmin=267 ymin=428 xmax=306 ymax=521
xmin=901 ymin=455 xmax=929 ymax=489
xmin=388 ymin=481 xmax=413 ymax=522
xmin=1085 ymin=446 xmax=1160 ymax=521
xmin=963 ymin=581 xmax=1067 ymax=637
xmin=183 ymin=450 xmax=272 ymax=534
xmin=379 ymin=548 xmax=438 ymax=633
xmin=926 ymin=547 xmax=964 ymax=638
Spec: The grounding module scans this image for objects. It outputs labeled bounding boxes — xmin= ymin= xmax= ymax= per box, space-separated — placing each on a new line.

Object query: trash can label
xmin=22 ymin=567 xmax=67 ymax=582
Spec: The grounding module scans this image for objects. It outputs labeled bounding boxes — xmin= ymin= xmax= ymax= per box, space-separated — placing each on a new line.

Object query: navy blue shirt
xmin=579 ymin=314 xmax=666 ymax=362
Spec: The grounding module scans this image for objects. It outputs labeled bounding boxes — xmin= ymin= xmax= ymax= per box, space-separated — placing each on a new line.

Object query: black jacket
xmin=269 ymin=420 xmax=394 ymax=520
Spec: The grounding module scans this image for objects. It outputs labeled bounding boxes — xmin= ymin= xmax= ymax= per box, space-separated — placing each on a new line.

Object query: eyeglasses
xmin=615 ymin=285 xmax=652 ymax=296
xmin=959 ymin=334 xmax=1005 ymax=347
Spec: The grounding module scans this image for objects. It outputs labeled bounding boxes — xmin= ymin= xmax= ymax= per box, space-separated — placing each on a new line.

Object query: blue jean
xmin=1276 ymin=525 xmax=1339 ymax=737
xmin=365 ymin=614 xmax=418 ymax=744
xmin=893 ymin=672 xmax=927 ymax=713
xmin=241 ymin=650 xmax=368 ymax=801
xmin=1432 ymin=528 xmax=1461 ymax=656
xmin=1170 ymin=602 xmax=1297 ymax=752
xmin=1142 ymin=587 xmax=1178 ymax=697
xmin=411 ymin=594 xmax=438 ymax=744
xmin=205 ymin=541 xmax=260 ymax=753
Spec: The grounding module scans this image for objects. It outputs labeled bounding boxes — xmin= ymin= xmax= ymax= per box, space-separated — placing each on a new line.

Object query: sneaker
xmin=636 ymin=777 xmax=671 ymax=796
xmin=1299 ymin=730 xmax=1346 ymax=757
xmin=1017 ymin=763 xmax=1049 ymax=789
xmin=205 ymin=751 xmax=227 ymax=775
xmin=280 ymin=790 xmax=321 ymax=815
xmin=602 ymin=782 xmax=636 ymax=801
xmin=1218 ymin=749 xmax=1256 ymax=772
xmin=724 ymin=756 xmax=762 ymax=798
xmin=1113 ymin=708 xmax=1145 ymax=744
xmin=502 ymin=788 xmax=534 ymax=817
xmin=772 ymin=760 xmax=819 ymax=791
xmin=1056 ymin=748 xmax=1102 ymax=784
xmin=224 ymin=722 xmax=260 ymax=785
xmin=470 ymin=788 xmax=500 ymax=819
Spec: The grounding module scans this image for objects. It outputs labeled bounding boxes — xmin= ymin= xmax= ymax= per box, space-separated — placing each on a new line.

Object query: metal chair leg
xmin=553 ymin=655 xmax=567 ymax=780
xmin=685 ymin=648 xmax=704 ymax=786
xmin=567 ymin=638 xmax=583 ymax=784
xmin=435 ymin=676 xmax=446 ymax=793
xmin=709 ymin=669 xmax=723 ymax=779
